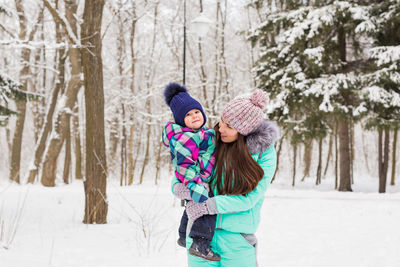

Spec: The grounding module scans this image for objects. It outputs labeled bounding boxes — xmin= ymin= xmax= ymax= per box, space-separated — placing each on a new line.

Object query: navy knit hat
xmin=163 ymin=82 xmax=207 ymax=127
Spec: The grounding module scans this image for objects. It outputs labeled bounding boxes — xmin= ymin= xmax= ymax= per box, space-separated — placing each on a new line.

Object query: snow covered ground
xmin=0 ymin=178 xmax=399 ymax=267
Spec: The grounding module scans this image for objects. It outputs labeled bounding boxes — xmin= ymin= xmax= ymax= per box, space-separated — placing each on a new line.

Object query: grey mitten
xmin=203 ymin=182 xmax=210 ymax=192
xmin=185 ymin=200 xmax=209 ymax=222
xmin=173 ymin=183 xmax=192 ymax=200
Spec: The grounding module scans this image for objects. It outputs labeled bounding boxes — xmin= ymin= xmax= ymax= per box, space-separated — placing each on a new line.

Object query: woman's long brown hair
xmin=212 ymin=123 xmax=264 ymax=196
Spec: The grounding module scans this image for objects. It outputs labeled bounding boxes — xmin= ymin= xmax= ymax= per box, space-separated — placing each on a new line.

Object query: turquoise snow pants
xmin=186 ymin=229 xmax=258 ymax=267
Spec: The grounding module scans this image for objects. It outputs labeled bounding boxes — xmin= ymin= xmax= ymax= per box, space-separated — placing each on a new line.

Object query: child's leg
xmin=188 ymin=214 xmax=219 ymax=261
xmin=179 ymin=209 xmax=189 ymax=241
xmin=189 ymin=214 xmax=216 ymax=241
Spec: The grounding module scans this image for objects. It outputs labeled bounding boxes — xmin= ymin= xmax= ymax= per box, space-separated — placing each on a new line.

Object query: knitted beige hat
xmin=222 ymin=89 xmax=268 ymax=136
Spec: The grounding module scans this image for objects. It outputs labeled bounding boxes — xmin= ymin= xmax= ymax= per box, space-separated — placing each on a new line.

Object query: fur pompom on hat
xmin=222 ymin=89 xmax=268 ymax=136
xmin=163 ymin=82 xmax=207 ymax=127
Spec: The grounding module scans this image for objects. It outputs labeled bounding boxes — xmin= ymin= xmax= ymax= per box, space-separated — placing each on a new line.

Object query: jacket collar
xmin=246 ymin=120 xmax=280 ymax=155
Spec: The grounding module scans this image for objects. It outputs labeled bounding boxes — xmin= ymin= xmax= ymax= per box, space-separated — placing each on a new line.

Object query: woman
xmin=172 ymin=89 xmax=279 ymax=266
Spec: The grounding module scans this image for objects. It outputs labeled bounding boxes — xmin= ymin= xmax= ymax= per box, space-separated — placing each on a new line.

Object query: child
xmin=162 ymin=82 xmax=220 ymax=262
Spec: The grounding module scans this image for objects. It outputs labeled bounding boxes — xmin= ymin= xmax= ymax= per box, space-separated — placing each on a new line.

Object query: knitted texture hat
xmin=163 ymin=82 xmax=207 ymax=127
xmin=222 ymin=89 xmax=268 ymax=136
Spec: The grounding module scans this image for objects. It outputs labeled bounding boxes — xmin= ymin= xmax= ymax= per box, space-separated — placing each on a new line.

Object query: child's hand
xmin=173 ymin=183 xmax=191 ymax=200
xmin=185 ymin=200 xmax=209 ymax=222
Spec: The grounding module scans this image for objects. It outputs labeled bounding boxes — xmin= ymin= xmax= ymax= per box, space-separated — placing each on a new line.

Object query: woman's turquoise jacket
xmin=171 ymin=144 xmax=277 ymax=234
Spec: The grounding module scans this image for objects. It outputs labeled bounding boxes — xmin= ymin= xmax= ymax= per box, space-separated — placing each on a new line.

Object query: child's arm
xmin=173 ymin=132 xmax=210 ymax=203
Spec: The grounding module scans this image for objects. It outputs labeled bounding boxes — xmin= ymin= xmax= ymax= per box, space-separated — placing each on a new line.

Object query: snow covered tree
xmin=0 ymin=72 xmax=40 ymax=125
xmin=250 ymin=1 xmax=378 ymax=191
xmin=0 ymin=73 xmax=26 ymax=126
xmin=7 ymin=0 xmax=42 ymax=183
xmin=356 ymin=0 xmax=400 ymax=192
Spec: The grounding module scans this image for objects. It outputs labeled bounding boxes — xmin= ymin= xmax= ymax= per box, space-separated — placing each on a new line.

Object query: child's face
xmin=184 ymin=109 xmax=204 ymax=129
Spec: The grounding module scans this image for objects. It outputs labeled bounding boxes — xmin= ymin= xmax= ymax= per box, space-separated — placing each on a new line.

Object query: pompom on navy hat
xmin=163 ymin=82 xmax=207 ymax=128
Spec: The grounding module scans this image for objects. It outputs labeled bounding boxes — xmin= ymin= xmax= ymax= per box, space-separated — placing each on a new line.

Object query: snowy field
xmin=0 ymin=177 xmax=399 ymax=267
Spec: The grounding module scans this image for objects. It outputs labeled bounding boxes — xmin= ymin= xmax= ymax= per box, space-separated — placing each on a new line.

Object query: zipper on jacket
xmin=218 ymin=214 xmax=222 ymax=228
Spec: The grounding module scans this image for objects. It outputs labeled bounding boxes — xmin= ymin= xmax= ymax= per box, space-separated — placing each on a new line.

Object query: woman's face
xmin=218 ymin=117 xmax=239 ymax=143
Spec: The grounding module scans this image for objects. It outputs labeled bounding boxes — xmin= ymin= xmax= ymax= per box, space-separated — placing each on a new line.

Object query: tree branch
xmin=42 ymin=0 xmax=80 ymax=45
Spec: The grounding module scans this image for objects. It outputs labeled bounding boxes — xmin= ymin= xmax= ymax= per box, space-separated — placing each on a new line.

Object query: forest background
xmin=0 ymin=0 xmax=399 ymax=240
xmin=0 ymin=1 xmax=399 ymax=266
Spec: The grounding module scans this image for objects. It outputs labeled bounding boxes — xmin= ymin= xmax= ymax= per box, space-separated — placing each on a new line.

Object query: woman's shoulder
xmin=247 ymin=120 xmax=280 ymax=155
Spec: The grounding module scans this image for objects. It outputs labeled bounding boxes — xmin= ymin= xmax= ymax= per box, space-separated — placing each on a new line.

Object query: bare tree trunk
xmin=316 ymin=137 xmax=323 ymax=185
xmin=390 ymin=129 xmax=397 ymax=185
xmin=73 ymin=105 xmax=83 ymax=179
xmin=378 ymin=128 xmax=390 ymax=193
xmin=117 ymin=5 xmax=127 ymax=186
xmin=246 ymin=5 xmax=257 ymax=88
xmin=27 ymin=52 xmax=63 ymax=183
xmin=218 ymin=0 xmax=230 ymax=100
xmin=338 ymin=120 xmax=352 ymax=191
xmin=362 ymin=127 xmax=371 ymax=173
xmin=272 ymin=135 xmax=284 ymax=183
xmin=323 ymin=133 xmax=333 ymax=177
xmin=334 ymin=120 xmax=338 ymax=189
xmin=109 ymin=115 xmax=119 ymax=162
xmin=127 ymin=2 xmax=137 ymax=185
xmin=197 ymin=2 xmax=209 ymax=120
xmin=129 ymin=123 xmax=144 ymax=185
xmin=63 ymin=113 xmax=71 ymax=184
xmin=337 ymin=24 xmax=352 ymax=192
xmin=31 ymin=7 xmax=45 ymax=143
xmin=40 ymin=50 xmax=67 ymax=187
xmin=155 ymin=140 xmax=163 ymax=185
xmin=10 ymin=0 xmax=33 ymax=183
xmin=67 ymin=0 xmax=82 ymax=181
xmin=41 ymin=0 xmax=82 ymax=186
xmin=212 ymin=0 xmax=221 ymax=112
xmin=350 ymin=120 xmax=354 ymax=184
xmin=378 ymin=129 xmax=383 ymax=190
xmin=120 ymin=105 xmax=127 ymax=186
xmin=128 ymin=123 xmax=135 ymax=185
xmin=34 ymin=10 xmax=66 ymax=185
xmin=292 ymin=143 xmax=297 ymax=187
xmin=301 ymin=139 xmax=312 ymax=181
xmin=82 ymin=0 xmax=108 ymax=224
xmin=139 ymin=3 xmax=158 ymax=184
xmin=139 ymin=100 xmax=151 ymax=184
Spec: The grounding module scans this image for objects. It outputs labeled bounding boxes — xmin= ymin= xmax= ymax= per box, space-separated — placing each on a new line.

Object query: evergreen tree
xmin=250 ymin=1 xmax=374 ymax=191
xmin=357 ymin=0 xmax=400 ymax=193
xmin=0 ymin=5 xmax=40 ymax=126
xmin=0 ymin=72 xmax=39 ymax=126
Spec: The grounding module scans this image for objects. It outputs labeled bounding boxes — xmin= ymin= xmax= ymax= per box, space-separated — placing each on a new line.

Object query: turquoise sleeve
xmin=213 ymin=145 xmax=277 ymax=214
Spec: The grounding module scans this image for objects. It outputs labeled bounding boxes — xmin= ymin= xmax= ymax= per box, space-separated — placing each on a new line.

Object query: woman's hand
xmin=172 ymin=183 xmax=192 ymax=200
xmin=185 ymin=200 xmax=209 ymax=222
